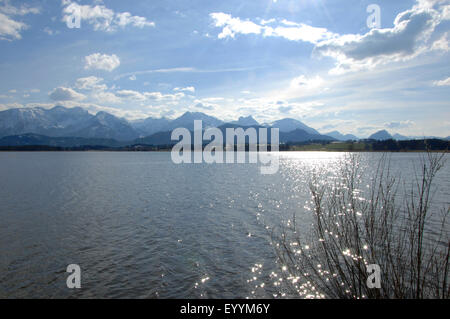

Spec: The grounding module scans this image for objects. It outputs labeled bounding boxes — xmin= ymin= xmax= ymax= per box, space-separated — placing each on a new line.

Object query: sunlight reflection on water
xmin=0 ymin=152 xmax=448 ymax=298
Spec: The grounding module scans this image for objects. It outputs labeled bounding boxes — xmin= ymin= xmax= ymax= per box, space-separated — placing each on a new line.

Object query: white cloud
xmin=210 ymin=13 xmax=263 ymax=39
xmin=194 ymin=102 xmax=215 ymax=111
xmin=145 ymin=92 xmax=185 ymax=101
xmin=211 ymin=1 xmax=450 ymax=74
xmin=260 ymin=18 xmax=276 ymax=25
xmin=115 ymin=12 xmax=155 ymax=29
xmin=443 ymin=5 xmax=450 ymax=20
xmin=0 ymin=0 xmax=39 ymax=16
xmin=0 ymin=0 xmax=40 ymax=41
xmin=174 ymin=86 xmax=195 ymax=93
xmin=385 ymin=120 xmax=415 ymax=129
xmin=75 ymin=76 xmax=107 ymax=91
xmin=62 ymin=0 xmax=155 ymax=32
xmin=0 ymin=12 xmax=27 ymax=40
xmin=431 ymin=32 xmax=449 ymax=51
xmin=280 ymin=19 xmax=299 ymax=27
xmin=91 ymin=91 xmax=122 ymax=104
xmin=49 ymin=87 xmax=86 ymax=101
xmin=433 ymin=77 xmax=450 ymax=86
xmin=73 ymin=76 xmax=124 ymax=104
xmin=116 ymin=90 xmax=147 ymax=101
xmin=114 ymin=90 xmax=185 ymax=103
xmin=210 ymin=12 xmax=337 ymax=43
xmin=84 ymin=53 xmax=120 ymax=72
xmin=314 ymin=6 xmax=443 ymax=74
xmin=266 ymin=23 xmax=336 ymax=44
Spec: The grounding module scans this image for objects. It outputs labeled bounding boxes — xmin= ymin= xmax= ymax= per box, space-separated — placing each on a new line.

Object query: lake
xmin=0 ymin=152 xmax=448 ymax=298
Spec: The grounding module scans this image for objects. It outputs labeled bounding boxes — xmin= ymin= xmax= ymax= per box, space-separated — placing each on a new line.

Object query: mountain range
xmin=0 ymin=106 xmax=137 ymax=141
xmin=325 ymin=131 xmax=359 ymax=141
xmin=367 ymin=130 xmax=449 ymax=141
xmin=0 ymin=106 xmax=447 ymax=147
xmin=0 ymin=106 xmax=332 ymax=145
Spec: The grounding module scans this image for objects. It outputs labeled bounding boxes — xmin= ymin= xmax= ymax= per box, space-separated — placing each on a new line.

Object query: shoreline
xmin=0 ymin=149 xmax=447 ymax=153
xmin=0 ymin=140 xmax=448 ymax=153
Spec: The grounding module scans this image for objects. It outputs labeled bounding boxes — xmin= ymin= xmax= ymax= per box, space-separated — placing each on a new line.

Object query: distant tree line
xmin=364 ymin=139 xmax=449 ymax=152
xmin=0 ymin=139 xmax=448 ymax=152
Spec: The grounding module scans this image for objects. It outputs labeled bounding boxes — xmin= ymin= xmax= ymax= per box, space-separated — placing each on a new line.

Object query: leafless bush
xmin=274 ymin=152 xmax=449 ymax=299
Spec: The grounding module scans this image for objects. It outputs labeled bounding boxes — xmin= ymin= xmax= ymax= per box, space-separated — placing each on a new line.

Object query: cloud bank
xmin=84 ymin=53 xmax=121 ymax=72
xmin=0 ymin=0 xmax=40 ymax=40
xmin=210 ymin=0 xmax=449 ymax=74
xmin=62 ymin=0 xmax=155 ymax=32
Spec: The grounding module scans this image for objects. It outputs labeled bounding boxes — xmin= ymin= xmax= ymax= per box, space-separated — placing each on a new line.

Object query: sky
xmin=0 ymin=0 xmax=449 ymax=137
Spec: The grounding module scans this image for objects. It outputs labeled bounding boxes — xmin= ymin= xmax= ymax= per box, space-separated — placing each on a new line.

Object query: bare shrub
xmin=274 ymin=152 xmax=449 ymax=299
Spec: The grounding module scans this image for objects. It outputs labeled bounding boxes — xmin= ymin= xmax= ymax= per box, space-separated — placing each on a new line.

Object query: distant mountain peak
xmin=179 ymin=111 xmax=210 ymax=118
xmin=325 ymin=131 xmax=359 ymax=141
xmin=10 ymin=105 xmax=448 ymax=145
xmin=231 ymin=115 xmax=259 ymax=127
xmin=369 ymin=130 xmax=393 ymax=141
xmin=180 ymin=111 xmax=193 ymax=117
xmin=271 ymin=118 xmax=319 ymax=135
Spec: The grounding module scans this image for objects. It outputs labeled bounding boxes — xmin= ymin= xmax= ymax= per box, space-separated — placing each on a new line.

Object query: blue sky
xmin=0 ymin=0 xmax=449 ymax=137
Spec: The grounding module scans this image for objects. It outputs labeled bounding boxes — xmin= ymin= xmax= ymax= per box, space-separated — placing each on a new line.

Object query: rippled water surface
xmin=0 ymin=152 xmax=448 ymax=298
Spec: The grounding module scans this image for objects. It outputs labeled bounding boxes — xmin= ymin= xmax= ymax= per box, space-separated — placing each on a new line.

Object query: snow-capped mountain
xmin=0 ymin=106 xmax=448 ymax=147
xmin=0 ymin=106 xmax=93 ymax=138
xmin=0 ymin=106 xmax=138 ymax=141
xmin=0 ymin=106 xmax=327 ymax=142
xmin=72 ymin=111 xmax=139 ymax=141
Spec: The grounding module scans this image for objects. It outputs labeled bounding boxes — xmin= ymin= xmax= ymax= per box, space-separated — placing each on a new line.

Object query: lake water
xmin=0 ymin=152 xmax=448 ymax=298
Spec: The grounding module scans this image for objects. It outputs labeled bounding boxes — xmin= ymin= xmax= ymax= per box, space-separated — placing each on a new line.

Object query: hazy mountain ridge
xmin=0 ymin=106 xmax=448 ymax=146
xmin=368 ymin=130 xmax=393 ymax=141
xmin=73 ymin=111 xmax=139 ymax=141
xmin=230 ymin=116 xmax=259 ymax=127
xmin=131 ymin=117 xmax=171 ymax=137
xmin=270 ymin=118 xmax=320 ymax=135
xmin=367 ymin=130 xmax=446 ymax=141
xmin=325 ymin=131 xmax=359 ymax=141
xmin=134 ymin=124 xmax=335 ymax=146
xmin=0 ymin=106 xmax=322 ymax=141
